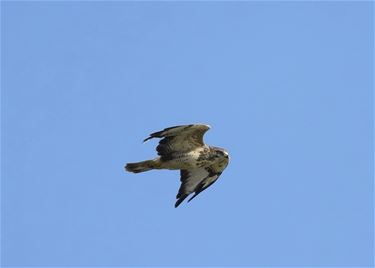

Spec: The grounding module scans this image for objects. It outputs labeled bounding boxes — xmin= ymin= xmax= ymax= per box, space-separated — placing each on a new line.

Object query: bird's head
xmin=210 ymin=147 xmax=229 ymax=170
xmin=212 ymin=146 xmax=229 ymax=160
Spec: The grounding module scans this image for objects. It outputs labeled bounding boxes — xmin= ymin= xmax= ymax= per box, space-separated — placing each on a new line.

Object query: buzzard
xmin=125 ymin=124 xmax=229 ymax=207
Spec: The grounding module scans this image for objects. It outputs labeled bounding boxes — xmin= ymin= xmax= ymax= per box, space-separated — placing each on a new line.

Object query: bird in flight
xmin=125 ymin=124 xmax=229 ymax=207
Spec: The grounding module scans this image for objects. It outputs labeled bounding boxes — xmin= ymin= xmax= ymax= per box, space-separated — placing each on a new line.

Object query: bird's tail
xmin=125 ymin=159 xmax=158 ymax=173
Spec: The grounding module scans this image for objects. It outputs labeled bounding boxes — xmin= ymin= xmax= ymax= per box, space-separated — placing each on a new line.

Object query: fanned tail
xmin=125 ymin=160 xmax=156 ymax=173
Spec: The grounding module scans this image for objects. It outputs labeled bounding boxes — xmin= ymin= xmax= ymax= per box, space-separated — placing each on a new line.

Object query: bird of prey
xmin=125 ymin=124 xmax=229 ymax=207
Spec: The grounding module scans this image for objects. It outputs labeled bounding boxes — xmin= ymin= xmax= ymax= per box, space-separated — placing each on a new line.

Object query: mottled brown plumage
xmin=125 ymin=124 xmax=229 ymax=207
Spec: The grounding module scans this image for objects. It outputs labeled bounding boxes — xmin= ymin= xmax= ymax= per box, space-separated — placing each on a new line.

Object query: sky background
xmin=1 ymin=1 xmax=373 ymax=267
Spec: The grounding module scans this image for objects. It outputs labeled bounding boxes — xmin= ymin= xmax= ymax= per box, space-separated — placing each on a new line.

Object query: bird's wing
xmin=143 ymin=124 xmax=210 ymax=158
xmin=175 ymin=164 xmax=227 ymax=208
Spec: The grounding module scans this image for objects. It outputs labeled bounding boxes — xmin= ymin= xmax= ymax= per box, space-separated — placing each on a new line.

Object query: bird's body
xmin=125 ymin=124 xmax=229 ymax=207
xmin=160 ymin=146 xmax=210 ymax=170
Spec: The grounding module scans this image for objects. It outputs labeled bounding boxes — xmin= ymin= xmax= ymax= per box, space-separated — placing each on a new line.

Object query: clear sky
xmin=1 ymin=1 xmax=373 ymax=267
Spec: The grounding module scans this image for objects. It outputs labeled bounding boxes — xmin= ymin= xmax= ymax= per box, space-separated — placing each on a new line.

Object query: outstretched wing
xmin=144 ymin=124 xmax=210 ymax=159
xmin=175 ymin=164 xmax=227 ymax=208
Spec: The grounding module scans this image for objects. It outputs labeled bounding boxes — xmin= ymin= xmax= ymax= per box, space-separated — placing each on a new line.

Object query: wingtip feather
xmin=175 ymin=194 xmax=189 ymax=208
xmin=143 ymin=136 xmax=152 ymax=142
xmin=187 ymin=194 xmax=198 ymax=203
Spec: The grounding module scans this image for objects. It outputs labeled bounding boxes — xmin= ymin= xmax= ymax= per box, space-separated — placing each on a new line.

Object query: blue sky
xmin=1 ymin=1 xmax=373 ymax=267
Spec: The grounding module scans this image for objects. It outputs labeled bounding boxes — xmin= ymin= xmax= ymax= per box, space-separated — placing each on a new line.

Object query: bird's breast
xmin=161 ymin=148 xmax=211 ymax=169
